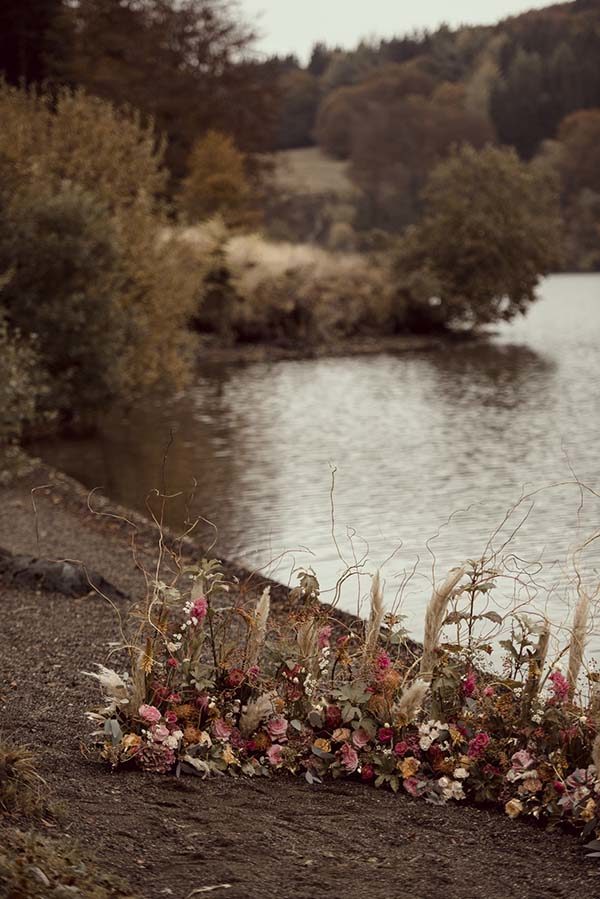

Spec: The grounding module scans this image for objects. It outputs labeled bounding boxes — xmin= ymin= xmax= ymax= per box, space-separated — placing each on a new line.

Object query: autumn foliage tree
xmin=396 ymin=145 xmax=562 ymax=330
xmin=179 ymin=130 xmax=251 ymax=224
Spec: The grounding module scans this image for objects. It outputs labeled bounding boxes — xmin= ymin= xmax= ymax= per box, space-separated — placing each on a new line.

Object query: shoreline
xmin=0 ymin=462 xmax=597 ymax=898
xmin=196 ymin=331 xmax=482 ymax=366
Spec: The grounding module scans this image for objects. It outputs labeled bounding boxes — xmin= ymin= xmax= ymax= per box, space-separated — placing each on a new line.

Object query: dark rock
xmin=0 ymin=546 xmax=127 ymax=601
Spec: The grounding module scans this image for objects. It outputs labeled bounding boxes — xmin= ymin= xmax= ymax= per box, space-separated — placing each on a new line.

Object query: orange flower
xmin=398 ymin=757 xmax=420 ymax=778
xmin=332 ymin=728 xmax=351 ymax=743
xmin=172 ymin=704 xmax=197 ymax=723
xmin=314 ymin=738 xmax=332 ymax=753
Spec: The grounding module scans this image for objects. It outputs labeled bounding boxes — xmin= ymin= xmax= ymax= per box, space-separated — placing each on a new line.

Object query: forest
xmin=2 ymin=1 xmax=599 ymax=269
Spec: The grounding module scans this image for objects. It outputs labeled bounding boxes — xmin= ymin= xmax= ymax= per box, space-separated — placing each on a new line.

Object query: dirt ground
xmin=0 ymin=467 xmax=598 ymax=899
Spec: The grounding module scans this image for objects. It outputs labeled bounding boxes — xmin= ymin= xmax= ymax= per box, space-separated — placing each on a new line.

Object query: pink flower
xmin=462 ymin=670 xmax=477 ymax=697
xmin=226 ymin=668 xmax=245 ymax=688
xmin=318 ymin=625 xmax=333 ymax=649
xmin=361 ymin=764 xmax=375 ymax=782
xmin=483 ymin=686 xmax=495 ymax=697
xmin=167 ymin=692 xmax=181 ymax=703
xmin=195 ymin=693 xmax=209 ymax=711
xmin=191 ymin=596 xmax=208 ymax=623
xmin=138 ymin=742 xmax=175 ymax=774
xmin=378 ymin=726 xmax=395 ymax=744
xmin=151 ymin=723 xmax=169 ymax=742
xmin=340 ymin=743 xmax=359 ymax=773
xmin=266 ymin=717 xmax=288 ymax=742
xmin=266 ymin=744 xmax=284 ymax=766
xmin=212 ymin=718 xmax=233 ymax=741
xmin=403 ymin=776 xmax=424 ymax=797
xmin=554 ymin=780 xmax=565 ymax=794
xmin=167 ymin=657 xmax=179 ymax=669
xmin=164 ymin=711 xmax=178 ymax=727
xmin=352 ymin=728 xmax=371 ymax=750
xmin=139 ymin=704 xmax=162 ymax=724
xmin=549 ymin=670 xmax=569 ymax=704
xmin=247 ymin=665 xmax=260 ymax=678
xmin=467 ymin=732 xmax=490 ymax=759
xmin=394 ymin=740 xmax=410 ymax=757
xmin=376 ymin=651 xmax=391 ymax=671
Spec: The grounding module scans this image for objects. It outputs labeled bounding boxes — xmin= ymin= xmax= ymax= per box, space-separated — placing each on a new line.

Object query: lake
xmin=35 ymin=274 xmax=600 ymax=651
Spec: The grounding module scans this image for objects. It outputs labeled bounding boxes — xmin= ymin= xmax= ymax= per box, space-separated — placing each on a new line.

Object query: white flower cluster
xmin=319 ymin=645 xmax=331 ymax=673
xmin=418 ymin=720 xmax=448 ymax=751
xmin=438 ymin=776 xmax=466 ymax=801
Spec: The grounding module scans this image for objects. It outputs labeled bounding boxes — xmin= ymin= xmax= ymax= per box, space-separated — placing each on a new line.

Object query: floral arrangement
xmin=87 ymin=556 xmax=600 ymax=846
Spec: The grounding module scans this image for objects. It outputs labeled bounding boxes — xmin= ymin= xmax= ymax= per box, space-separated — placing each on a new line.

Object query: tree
xmin=179 ymin=130 xmax=250 ymax=223
xmin=60 ymin=0 xmax=278 ymax=178
xmin=275 ymin=70 xmax=320 ymax=149
xmin=0 ymin=0 xmax=68 ymax=85
xmin=396 ymin=145 xmax=562 ymax=329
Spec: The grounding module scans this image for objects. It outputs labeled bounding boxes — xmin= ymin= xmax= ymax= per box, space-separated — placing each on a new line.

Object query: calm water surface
xmin=36 ymin=274 xmax=600 ymax=648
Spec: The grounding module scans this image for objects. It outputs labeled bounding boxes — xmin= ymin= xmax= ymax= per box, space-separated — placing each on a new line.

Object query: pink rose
xmin=212 ymin=718 xmax=233 ymax=741
xmin=151 ymin=723 xmax=170 ymax=742
xmin=266 ymin=744 xmax=284 ymax=766
xmin=467 ymin=732 xmax=490 ymax=759
xmin=340 ymin=743 xmax=359 ymax=774
xmin=139 ymin=704 xmax=162 ymax=724
xmin=378 ymin=726 xmax=394 ymax=744
xmin=318 ymin=625 xmax=333 ymax=649
xmin=352 ymin=728 xmax=371 ymax=750
xmin=361 ymin=764 xmax=375 ymax=782
xmin=394 ymin=740 xmax=409 ymax=757
xmin=510 ymin=749 xmax=534 ymax=771
xmin=266 ymin=716 xmax=289 ymax=742
xmin=164 ymin=711 xmax=178 ymax=727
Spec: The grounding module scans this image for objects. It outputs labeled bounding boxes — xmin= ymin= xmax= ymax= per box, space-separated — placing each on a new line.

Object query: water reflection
xmin=33 ymin=275 xmax=600 ymax=644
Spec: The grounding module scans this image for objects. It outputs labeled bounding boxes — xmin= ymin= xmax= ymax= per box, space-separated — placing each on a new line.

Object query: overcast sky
xmin=241 ymin=0 xmax=556 ymax=61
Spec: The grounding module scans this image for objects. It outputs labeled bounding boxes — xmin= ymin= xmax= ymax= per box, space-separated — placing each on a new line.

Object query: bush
xmin=0 ymin=312 xmax=45 ymax=481
xmin=0 ymin=82 xmax=197 ymax=426
xmin=224 ymin=233 xmax=397 ymax=343
xmin=0 ymin=186 xmax=127 ymax=418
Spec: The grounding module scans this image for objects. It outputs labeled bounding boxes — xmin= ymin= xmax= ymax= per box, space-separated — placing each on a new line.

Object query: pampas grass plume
xmin=239 ymin=693 xmax=275 ymax=737
xmin=247 ymin=586 xmax=270 ymax=668
xmin=396 ymin=679 xmax=429 ymax=724
xmin=568 ymin=589 xmax=590 ymax=697
xmin=420 ymin=566 xmax=466 ymax=677
xmin=364 ymin=571 xmax=384 ymax=662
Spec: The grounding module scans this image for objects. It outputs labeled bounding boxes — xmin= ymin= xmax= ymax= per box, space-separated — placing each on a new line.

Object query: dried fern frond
xmin=363 ymin=571 xmax=384 ymax=663
xmin=420 ymin=566 xmax=466 ymax=678
xmin=395 ymin=679 xmax=429 ymax=725
xmin=568 ymin=590 xmax=590 ymax=697
xmin=239 ymin=693 xmax=276 ymax=737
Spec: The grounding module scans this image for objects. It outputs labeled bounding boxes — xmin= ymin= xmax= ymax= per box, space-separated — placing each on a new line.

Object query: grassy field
xmin=269 ymin=146 xmax=358 ymax=197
